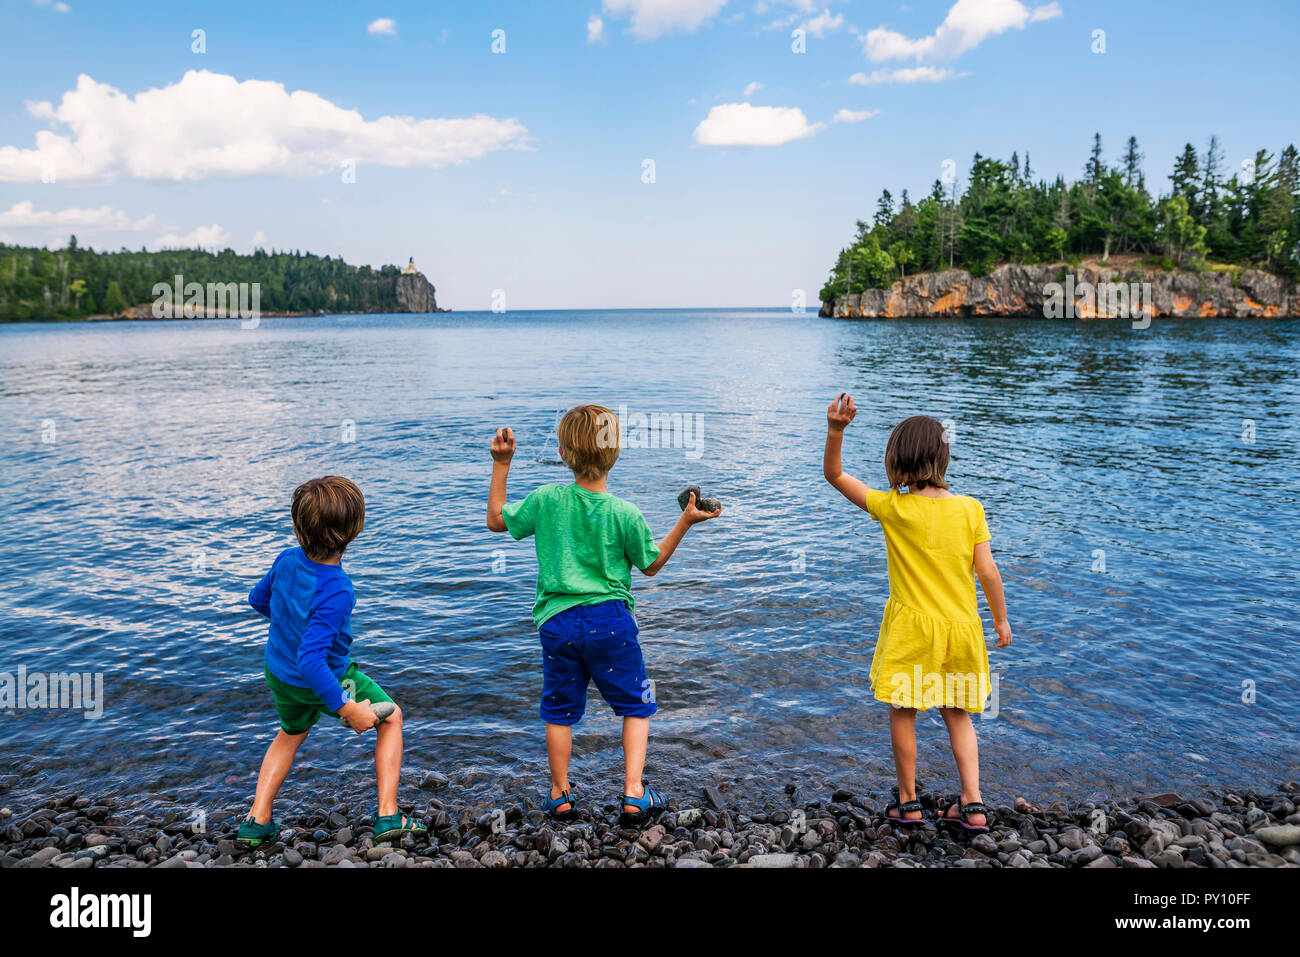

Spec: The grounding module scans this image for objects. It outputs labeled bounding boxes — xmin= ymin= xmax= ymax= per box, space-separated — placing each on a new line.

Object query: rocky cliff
xmin=394 ymin=271 xmax=439 ymax=313
xmin=820 ymin=261 xmax=1300 ymax=319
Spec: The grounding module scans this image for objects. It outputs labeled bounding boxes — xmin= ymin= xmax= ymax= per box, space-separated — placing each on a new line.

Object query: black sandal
xmin=939 ymin=800 xmax=991 ymax=833
xmin=882 ymin=799 xmax=927 ymax=826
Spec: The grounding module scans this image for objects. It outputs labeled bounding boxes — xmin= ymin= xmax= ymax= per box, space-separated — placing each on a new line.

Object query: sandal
xmin=544 ymin=787 xmax=577 ymax=822
xmin=939 ymin=800 xmax=991 ymax=833
xmin=619 ymin=782 xmax=667 ymax=828
xmin=372 ymin=809 xmax=428 ymax=843
xmin=881 ymin=800 xmax=928 ymax=826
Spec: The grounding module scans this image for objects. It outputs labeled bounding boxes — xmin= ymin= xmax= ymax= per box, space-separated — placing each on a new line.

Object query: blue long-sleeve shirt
xmin=249 ymin=547 xmax=355 ymax=712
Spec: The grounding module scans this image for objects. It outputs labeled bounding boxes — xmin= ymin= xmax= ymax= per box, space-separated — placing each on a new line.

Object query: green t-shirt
xmin=502 ymin=483 xmax=661 ymax=627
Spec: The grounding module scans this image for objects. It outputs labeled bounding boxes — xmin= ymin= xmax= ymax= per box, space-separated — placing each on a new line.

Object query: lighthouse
xmin=401 ymin=257 xmax=419 ymax=275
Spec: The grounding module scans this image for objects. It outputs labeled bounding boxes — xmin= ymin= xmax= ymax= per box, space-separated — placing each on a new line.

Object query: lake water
xmin=1 ymin=310 xmax=1297 ymax=819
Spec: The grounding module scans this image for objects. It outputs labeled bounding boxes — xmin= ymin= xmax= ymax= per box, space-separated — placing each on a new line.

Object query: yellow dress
xmin=863 ymin=488 xmax=991 ymax=712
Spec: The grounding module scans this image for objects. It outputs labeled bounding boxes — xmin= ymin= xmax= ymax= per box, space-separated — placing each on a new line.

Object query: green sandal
xmin=236 ymin=816 xmax=281 ymax=847
xmin=372 ymin=809 xmax=428 ymax=843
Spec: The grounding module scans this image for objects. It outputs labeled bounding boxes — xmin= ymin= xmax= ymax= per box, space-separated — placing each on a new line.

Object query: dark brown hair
xmin=885 ymin=416 xmax=950 ymax=490
xmin=292 ymin=476 xmax=365 ymax=560
xmin=558 ymin=404 xmax=621 ymax=479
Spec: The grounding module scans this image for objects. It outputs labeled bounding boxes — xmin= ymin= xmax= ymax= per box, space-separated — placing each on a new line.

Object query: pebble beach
xmin=5 ymin=781 xmax=1299 ymax=869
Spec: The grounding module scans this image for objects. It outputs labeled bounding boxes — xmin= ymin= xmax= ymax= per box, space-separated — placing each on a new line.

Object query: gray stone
xmin=339 ymin=701 xmax=395 ymax=727
xmin=1070 ymin=845 xmax=1104 ymax=865
xmin=1254 ymin=825 xmax=1300 ymax=847
xmin=321 ymin=844 xmax=350 ymax=866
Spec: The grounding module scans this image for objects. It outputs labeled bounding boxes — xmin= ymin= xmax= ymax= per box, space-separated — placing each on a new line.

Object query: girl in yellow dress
xmin=823 ymin=395 xmax=1012 ymax=832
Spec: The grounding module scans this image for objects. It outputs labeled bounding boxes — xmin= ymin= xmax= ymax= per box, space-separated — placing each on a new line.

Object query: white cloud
xmin=250 ymin=230 xmax=267 ymax=246
xmin=802 ymin=9 xmax=843 ymax=37
xmin=603 ymin=0 xmax=728 ymax=40
xmin=831 ymin=108 xmax=879 ymax=124
xmin=0 ymin=70 xmax=529 ymax=183
xmin=367 ymin=18 xmax=396 ymax=36
xmin=743 ymin=80 xmax=763 ymax=97
xmin=693 ymin=102 xmax=823 ymax=147
xmin=587 ymin=15 xmax=605 ymax=43
xmin=35 ymin=0 xmax=71 ymax=11
xmin=0 ymin=200 xmax=156 ymax=231
xmin=155 ymin=224 xmax=232 ymax=249
xmin=863 ymin=0 xmax=1061 ymax=62
xmin=848 ymin=66 xmax=961 ymax=85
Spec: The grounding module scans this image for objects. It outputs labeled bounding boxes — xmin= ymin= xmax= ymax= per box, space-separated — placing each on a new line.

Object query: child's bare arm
xmin=974 ymin=541 xmax=1012 ymax=647
xmin=486 ymin=427 xmax=515 ymax=533
xmin=640 ymin=492 xmax=720 ymax=576
xmin=824 ymin=393 xmax=872 ymax=510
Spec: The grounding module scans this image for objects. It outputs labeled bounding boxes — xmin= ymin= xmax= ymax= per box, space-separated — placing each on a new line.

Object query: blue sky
xmin=1 ymin=0 xmax=1297 ymax=308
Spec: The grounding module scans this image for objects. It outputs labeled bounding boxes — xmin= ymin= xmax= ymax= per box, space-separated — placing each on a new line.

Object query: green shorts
xmin=264 ymin=663 xmax=393 ymax=735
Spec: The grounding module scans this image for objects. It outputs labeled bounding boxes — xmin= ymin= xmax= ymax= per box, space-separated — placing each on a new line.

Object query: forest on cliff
xmin=821 ymin=134 xmax=1300 ymax=303
xmin=0 ymin=243 xmax=418 ymax=321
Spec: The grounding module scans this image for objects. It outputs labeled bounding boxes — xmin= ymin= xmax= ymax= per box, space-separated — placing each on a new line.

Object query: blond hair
xmin=558 ymin=404 xmax=620 ymax=479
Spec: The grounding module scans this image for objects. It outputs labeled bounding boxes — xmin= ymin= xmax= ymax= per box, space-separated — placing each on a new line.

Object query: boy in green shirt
xmin=486 ymin=404 xmax=720 ymax=825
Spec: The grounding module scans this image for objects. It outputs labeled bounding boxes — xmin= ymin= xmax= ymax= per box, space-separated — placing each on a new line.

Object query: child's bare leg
xmin=545 ymin=722 xmax=573 ymax=812
xmin=889 ymin=706 xmax=923 ymax=819
xmin=375 ymin=704 xmax=403 ymax=818
xmin=621 ymin=716 xmax=650 ymax=812
xmin=250 ymin=729 xmax=309 ymax=823
xmin=939 ymin=706 xmax=986 ymax=826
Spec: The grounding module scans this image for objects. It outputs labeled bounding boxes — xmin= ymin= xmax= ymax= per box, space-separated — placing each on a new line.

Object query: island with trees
xmin=819 ymin=134 xmax=1300 ymax=319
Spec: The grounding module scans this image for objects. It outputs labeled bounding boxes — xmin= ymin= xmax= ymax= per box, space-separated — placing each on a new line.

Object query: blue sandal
xmin=620 ymin=782 xmax=667 ymax=827
xmin=544 ymin=787 xmax=577 ymax=821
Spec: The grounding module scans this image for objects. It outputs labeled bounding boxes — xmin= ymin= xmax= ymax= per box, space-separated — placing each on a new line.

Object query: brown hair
xmin=292 ymin=476 xmax=366 ymax=560
xmin=557 ymin=404 xmax=621 ymax=480
xmin=885 ymin=416 xmax=950 ymax=490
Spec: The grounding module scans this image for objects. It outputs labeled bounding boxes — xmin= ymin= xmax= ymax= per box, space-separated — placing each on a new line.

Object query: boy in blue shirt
xmin=237 ymin=475 xmax=426 ymax=846
xmin=486 ymin=405 xmax=720 ymax=826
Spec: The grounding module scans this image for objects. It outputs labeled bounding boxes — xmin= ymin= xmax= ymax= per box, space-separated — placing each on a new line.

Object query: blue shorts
xmin=538 ymin=600 xmax=657 ymax=725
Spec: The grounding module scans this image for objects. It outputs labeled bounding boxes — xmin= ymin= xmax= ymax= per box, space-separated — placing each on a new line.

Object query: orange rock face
xmin=824 ymin=264 xmax=1300 ymax=320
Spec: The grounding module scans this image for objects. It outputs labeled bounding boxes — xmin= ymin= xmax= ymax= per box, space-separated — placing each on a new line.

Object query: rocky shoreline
xmin=4 ymin=781 xmax=1298 ymax=869
xmin=820 ymin=261 xmax=1300 ymax=319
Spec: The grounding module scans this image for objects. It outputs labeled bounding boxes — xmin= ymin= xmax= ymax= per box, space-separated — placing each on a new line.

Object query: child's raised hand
xmin=681 ymin=491 xmax=722 ymax=525
xmin=994 ymin=619 xmax=1013 ymax=648
xmin=827 ymin=393 xmax=857 ymax=432
xmin=490 ymin=426 xmax=516 ymax=463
